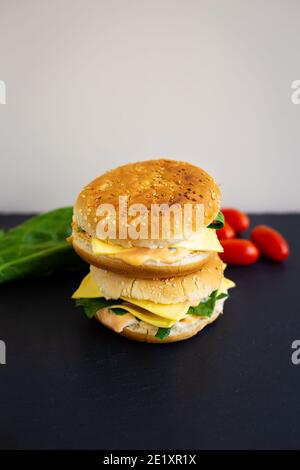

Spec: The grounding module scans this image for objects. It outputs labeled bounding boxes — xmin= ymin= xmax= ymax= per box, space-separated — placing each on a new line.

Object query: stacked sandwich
xmin=71 ymin=159 xmax=235 ymax=343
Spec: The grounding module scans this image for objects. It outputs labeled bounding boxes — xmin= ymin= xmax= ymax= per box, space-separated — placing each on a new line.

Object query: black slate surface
xmin=0 ymin=214 xmax=299 ymax=450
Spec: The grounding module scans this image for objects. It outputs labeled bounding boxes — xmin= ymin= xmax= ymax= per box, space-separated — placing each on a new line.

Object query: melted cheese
xmin=109 ymin=303 xmax=176 ymax=328
xmin=91 ymin=227 xmax=223 ymax=259
xmin=121 ymin=297 xmax=189 ymax=321
xmin=91 ymin=239 xmax=190 ymax=265
xmin=91 ymin=238 xmax=126 ymax=254
xmin=171 ymin=228 xmax=223 ymax=252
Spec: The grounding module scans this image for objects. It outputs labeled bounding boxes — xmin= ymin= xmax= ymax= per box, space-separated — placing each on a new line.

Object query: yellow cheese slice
xmin=170 ymin=228 xmax=223 ymax=252
xmin=219 ymin=277 xmax=236 ymax=294
xmin=121 ymin=297 xmax=189 ymax=321
xmin=91 ymin=238 xmax=128 ymax=254
xmin=72 ymin=272 xmax=103 ymax=299
xmin=108 ymin=303 xmax=176 ymax=328
xmin=91 ymin=227 xmax=223 ymax=255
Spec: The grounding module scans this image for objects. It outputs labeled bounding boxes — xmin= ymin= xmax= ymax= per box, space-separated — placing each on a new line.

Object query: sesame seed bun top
xmin=74 ymin=159 xmax=221 ymax=241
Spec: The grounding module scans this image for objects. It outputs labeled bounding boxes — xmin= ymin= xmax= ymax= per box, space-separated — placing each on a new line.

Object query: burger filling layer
xmin=72 ymin=272 xmax=235 ymax=340
xmin=73 ymin=224 xmax=223 ymax=267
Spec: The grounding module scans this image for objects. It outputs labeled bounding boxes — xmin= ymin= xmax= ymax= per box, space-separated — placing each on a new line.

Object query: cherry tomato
xmin=250 ymin=225 xmax=290 ymax=262
xmin=219 ymin=239 xmax=260 ymax=265
xmin=217 ymin=222 xmax=236 ymax=240
xmin=221 ymin=208 xmax=250 ymax=233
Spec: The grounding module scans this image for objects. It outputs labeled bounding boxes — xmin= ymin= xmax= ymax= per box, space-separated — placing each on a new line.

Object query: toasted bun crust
xmin=73 ymin=232 xmax=213 ymax=278
xmin=74 ymin=159 xmax=220 ymax=244
xmin=95 ymin=298 xmax=225 ymax=343
xmin=90 ymin=253 xmax=224 ymax=305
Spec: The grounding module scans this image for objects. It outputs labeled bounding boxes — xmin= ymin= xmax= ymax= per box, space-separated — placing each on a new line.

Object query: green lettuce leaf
xmin=111 ymin=307 xmax=128 ymax=315
xmin=155 ymin=327 xmax=171 ymax=340
xmin=207 ymin=211 xmax=225 ymax=229
xmin=75 ymin=298 xmax=125 ymax=319
xmin=188 ymin=290 xmax=228 ymax=317
xmin=0 ymin=207 xmax=85 ymax=284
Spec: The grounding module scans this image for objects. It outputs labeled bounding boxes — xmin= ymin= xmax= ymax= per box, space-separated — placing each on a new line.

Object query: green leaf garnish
xmin=0 ymin=207 xmax=85 ymax=284
xmin=111 ymin=307 xmax=128 ymax=315
xmin=155 ymin=327 xmax=171 ymax=340
xmin=188 ymin=290 xmax=218 ymax=317
xmin=77 ymin=226 xmax=85 ymax=232
xmin=208 ymin=211 xmax=225 ymax=230
xmin=216 ymin=292 xmax=228 ymax=301
xmin=188 ymin=290 xmax=229 ymax=318
xmin=76 ymin=298 xmax=112 ymax=319
xmin=75 ymin=297 xmax=125 ymax=319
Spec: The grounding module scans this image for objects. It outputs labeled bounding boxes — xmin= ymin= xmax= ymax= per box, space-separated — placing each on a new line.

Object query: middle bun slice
xmin=90 ymin=253 xmax=225 ymax=305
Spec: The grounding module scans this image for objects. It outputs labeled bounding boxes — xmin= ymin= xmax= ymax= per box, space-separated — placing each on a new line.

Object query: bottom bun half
xmin=95 ymin=298 xmax=225 ymax=343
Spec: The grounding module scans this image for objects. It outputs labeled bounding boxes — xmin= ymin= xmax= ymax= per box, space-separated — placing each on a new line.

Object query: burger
xmin=71 ymin=159 xmax=235 ymax=342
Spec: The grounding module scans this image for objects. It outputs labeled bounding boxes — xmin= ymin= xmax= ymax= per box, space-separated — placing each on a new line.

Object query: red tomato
xmin=219 ymin=239 xmax=260 ymax=265
xmin=217 ymin=222 xmax=236 ymax=240
xmin=221 ymin=208 xmax=250 ymax=233
xmin=250 ymin=225 xmax=290 ymax=262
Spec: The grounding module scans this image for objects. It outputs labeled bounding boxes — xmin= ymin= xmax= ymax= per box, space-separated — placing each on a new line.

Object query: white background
xmin=0 ymin=0 xmax=299 ymax=213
